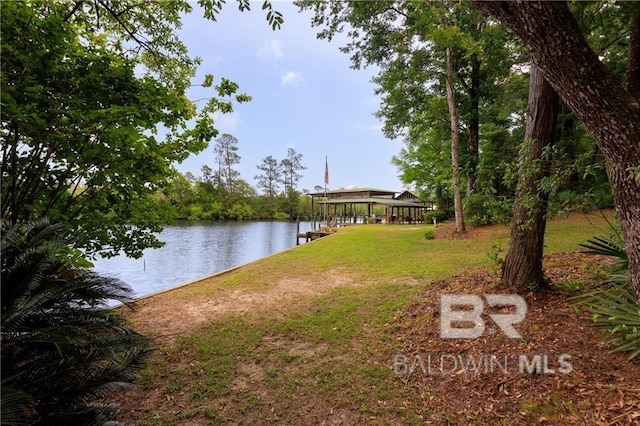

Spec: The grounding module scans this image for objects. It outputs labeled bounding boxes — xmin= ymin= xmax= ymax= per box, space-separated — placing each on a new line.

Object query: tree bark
xmin=502 ymin=62 xmax=559 ymax=290
xmin=472 ymin=1 xmax=640 ymax=309
xmin=445 ymin=47 xmax=466 ymax=233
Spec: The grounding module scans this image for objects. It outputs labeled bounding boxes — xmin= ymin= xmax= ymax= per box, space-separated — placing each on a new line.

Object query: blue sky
xmin=175 ymin=1 xmax=406 ymax=193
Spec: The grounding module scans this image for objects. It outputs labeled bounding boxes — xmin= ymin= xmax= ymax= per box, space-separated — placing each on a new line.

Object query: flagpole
xmin=324 ymin=156 xmax=328 ymax=227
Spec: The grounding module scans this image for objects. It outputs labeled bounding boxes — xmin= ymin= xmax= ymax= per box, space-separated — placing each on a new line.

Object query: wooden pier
xmin=296 ymin=230 xmax=334 ymax=245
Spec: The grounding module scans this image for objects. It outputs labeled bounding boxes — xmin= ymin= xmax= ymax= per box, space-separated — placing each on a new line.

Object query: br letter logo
xmin=440 ymin=294 xmax=527 ymax=339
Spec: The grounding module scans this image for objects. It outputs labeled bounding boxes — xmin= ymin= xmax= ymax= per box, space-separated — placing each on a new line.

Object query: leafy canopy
xmin=1 ymin=1 xmax=281 ymax=258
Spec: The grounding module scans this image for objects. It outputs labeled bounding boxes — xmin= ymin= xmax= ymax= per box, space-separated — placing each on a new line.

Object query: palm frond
xmin=0 ymin=386 xmax=38 ymax=426
xmin=572 ymin=286 xmax=640 ymax=361
xmin=573 ymin=230 xmax=639 ymax=361
xmin=580 ymin=236 xmax=628 ymax=272
xmin=1 ymin=218 xmax=151 ymax=424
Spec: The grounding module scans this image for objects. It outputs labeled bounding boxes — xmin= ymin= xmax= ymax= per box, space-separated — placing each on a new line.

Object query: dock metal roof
xmin=308 ymin=187 xmax=397 ymax=197
xmin=317 ymin=197 xmax=430 ymax=208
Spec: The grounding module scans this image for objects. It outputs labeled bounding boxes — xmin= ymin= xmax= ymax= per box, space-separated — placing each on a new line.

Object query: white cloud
xmin=281 ymin=71 xmax=304 ymax=86
xmin=258 ymin=39 xmax=283 ymax=60
xmin=211 ymin=112 xmax=241 ymax=132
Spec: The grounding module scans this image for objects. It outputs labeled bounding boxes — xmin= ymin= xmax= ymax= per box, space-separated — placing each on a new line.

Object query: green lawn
xmin=117 ymin=211 xmax=616 ymax=424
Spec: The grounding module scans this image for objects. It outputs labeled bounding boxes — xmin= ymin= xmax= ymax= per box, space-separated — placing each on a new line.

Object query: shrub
xmin=1 ymin=218 xmax=151 ymax=424
xmin=548 ymin=190 xmax=592 ymax=215
xmin=423 ymin=229 xmax=435 ymax=240
xmin=592 ymin=188 xmax=615 ymax=209
xmin=573 ymin=285 xmax=640 ymax=361
xmin=571 ymin=233 xmax=639 ymax=361
xmin=463 ymin=194 xmax=513 ymax=226
xmin=548 ymin=189 xmax=614 ymax=216
xmin=424 ymin=209 xmax=452 ymax=224
xmin=227 ymin=203 xmax=256 ymax=220
xmin=187 ymin=205 xmax=205 ymax=220
xmin=273 ymin=211 xmax=287 ymax=221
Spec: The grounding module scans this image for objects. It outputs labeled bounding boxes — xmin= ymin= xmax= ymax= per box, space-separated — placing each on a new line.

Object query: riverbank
xmin=93 ymin=220 xmax=315 ymax=299
xmin=111 ymin=211 xmax=640 ymax=424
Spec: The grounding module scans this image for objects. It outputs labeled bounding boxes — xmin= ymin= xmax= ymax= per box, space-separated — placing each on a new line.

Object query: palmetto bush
xmin=1 ymin=218 xmax=151 ymax=425
xmin=572 ymin=234 xmax=640 ymax=361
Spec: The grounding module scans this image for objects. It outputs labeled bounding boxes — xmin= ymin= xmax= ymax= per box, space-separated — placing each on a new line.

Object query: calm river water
xmin=92 ymin=221 xmax=313 ymax=299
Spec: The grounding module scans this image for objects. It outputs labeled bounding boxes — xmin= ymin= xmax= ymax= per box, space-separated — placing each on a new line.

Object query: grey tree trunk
xmin=502 ymin=62 xmax=559 ymax=290
xmin=445 ymin=47 xmax=466 ymax=234
xmin=473 ymin=1 xmax=640 ymax=309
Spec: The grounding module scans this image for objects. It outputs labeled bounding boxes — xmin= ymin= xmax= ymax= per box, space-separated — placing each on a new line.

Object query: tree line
xmin=158 ymin=135 xmax=312 ymax=221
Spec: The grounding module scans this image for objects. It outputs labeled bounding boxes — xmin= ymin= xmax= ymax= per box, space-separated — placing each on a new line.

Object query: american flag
xmin=324 ymin=157 xmax=329 ymax=185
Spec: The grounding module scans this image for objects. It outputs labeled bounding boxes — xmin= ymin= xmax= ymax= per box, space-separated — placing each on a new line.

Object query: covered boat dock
xmin=308 ymin=188 xmax=434 ymax=227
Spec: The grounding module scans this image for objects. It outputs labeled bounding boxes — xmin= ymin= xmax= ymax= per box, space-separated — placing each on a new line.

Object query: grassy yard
xmin=113 ymin=210 xmax=635 ymax=425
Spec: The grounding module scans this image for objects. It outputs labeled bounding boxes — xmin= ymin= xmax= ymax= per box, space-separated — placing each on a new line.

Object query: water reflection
xmin=93 ymin=221 xmax=313 ymax=299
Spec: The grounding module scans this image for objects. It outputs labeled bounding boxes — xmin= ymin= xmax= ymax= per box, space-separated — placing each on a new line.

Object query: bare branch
xmin=95 ymin=0 xmax=155 ymax=55
xmin=64 ymin=0 xmax=86 ymax=22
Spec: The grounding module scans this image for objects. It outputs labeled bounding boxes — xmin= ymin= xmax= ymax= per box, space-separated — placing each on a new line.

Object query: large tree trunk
xmin=502 ymin=63 xmax=559 ymax=290
xmin=445 ymin=47 xmax=466 ymax=233
xmin=472 ymin=1 xmax=640 ymax=309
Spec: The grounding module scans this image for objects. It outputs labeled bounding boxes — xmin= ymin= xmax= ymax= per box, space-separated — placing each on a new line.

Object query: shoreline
xmin=111 ymin=232 xmax=335 ymax=308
